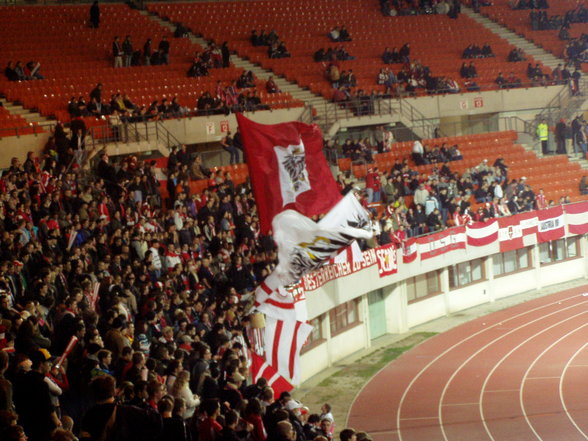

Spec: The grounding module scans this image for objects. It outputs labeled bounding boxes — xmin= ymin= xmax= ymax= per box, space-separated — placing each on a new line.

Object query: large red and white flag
xmin=566 ymin=201 xmax=588 ymax=235
xmin=466 ymin=220 xmax=498 ymax=247
xmin=498 ymin=212 xmax=538 ymax=252
xmin=537 ymin=205 xmax=565 ymax=243
xmin=402 ymin=237 xmax=418 ymax=263
xmin=254 ymin=279 xmax=308 ymax=322
xmin=330 ymin=242 xmax=363 ymax=265
xmin=236 ymin=113 xmax=342 ymax=234
xmin=263 ymin=316 xmax=313 ymax=385
xmin=417 ymin=226 xmax=466 ymax=260
xmin=268 ymin=193 xmax=373 ymax=288
xmin=324 ymin=193 xmax=372 ymax=266
xmin=251 ymin=352 xmax=293 ymax=399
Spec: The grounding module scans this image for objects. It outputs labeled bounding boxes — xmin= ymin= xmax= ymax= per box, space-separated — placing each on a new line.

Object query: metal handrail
xmin=155 ymin=120 xmax=182 ymax=150
xmin=318 ymin=95 xmax=438 ymax=140
xmin=534 ymin=78 xmax=588 ymax=125
xmin=298 ymin=104 xmax=313 ymax=124
xmin=0 ymin=121 xmax=54 ymax=139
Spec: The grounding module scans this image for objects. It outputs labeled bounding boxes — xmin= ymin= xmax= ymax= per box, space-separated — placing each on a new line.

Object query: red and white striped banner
xmin=498 ymin=211 xmax=538 ymax=252
xmin=402 ymin=237 xmax=418 ymax=263
xmin=251 ymin=352 xmax=293 ymax=399
xmin=255 ymin=277 xmax=307 ymax=322
xmin=566 ymin=201 xmax=588 ymax=235
xmin=296 ymin=202 xmax=588 ymax=289
xmin=466 ymin=219 xmax=499 ymax=247
xmin=263 ymin=316 xmax=313 ymax=385
xmin=537 ymin=205 xmax=565 ymax=243
xmin=417 ymin=226 xmax=466 ymax=260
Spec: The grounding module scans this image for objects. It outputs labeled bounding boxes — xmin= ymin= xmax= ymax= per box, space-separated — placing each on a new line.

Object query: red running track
xmin=347 ymin=285 xmax=588 ymax=441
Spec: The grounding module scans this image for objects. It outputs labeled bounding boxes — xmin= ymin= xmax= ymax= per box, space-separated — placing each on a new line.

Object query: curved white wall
xmin=299 ymin=234 xmax=588 ymax=383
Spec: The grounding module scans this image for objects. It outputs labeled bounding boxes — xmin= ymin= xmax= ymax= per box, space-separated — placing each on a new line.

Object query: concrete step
xmin=1 ymin=98 xmax=52 ymax=125
xmin=461 ymin=5 xmax=586 ymax=95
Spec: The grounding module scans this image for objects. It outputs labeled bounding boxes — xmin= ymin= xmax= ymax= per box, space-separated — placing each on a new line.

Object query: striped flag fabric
xmin=263 ymin=316 xmax=313 ymax=385
xmin=67 ymin=231 xmax=78 ymax=250
xmin=330 ymin=241 xmax=364 ymax=265
xmin=251 ymin=352 xmax=293 ymax=399
xmin=565 ymin=201 xmax=588 ymax=235
xmin=537 ymin=205 xmax=565 ymax=243
xmin=466 ymin=219 xmax=499 ymax=246
xmin=498 ymin=212 xmax=538 ymax=252
xmin=417 ymin=226 xmax=466 ymax=260
xmin=402 ymin=237 xmax=418 ymax=263
xmin=254 ymin=277 xmax=308 ymax=322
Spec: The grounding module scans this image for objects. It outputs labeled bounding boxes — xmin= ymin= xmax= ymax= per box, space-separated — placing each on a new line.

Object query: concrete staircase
xmin=461 ymin=7 xmax=561 ymax=70
xmin=518 ymin=131 xmax=588 ymax=180
xmin=84 ymin=119 xmax=173 ymax=167
xmin=463 ymin=6 xmax=588 ymax=170
xmin=0 ymin=98 xmax=53 ymax=126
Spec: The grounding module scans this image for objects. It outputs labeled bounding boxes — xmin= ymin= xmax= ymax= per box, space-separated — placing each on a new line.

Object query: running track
xmin=347 ymin=285 xmax=588 ymax=441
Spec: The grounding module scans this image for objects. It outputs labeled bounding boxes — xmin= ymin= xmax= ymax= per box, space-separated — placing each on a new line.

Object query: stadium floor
xmin=347 ymin=282 xmax=588 ymax=441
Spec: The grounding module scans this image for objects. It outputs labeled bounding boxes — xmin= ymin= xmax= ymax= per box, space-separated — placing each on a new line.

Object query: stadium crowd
xmin=0 ymin=131 xmax=370 ymax=441
xmin=65 ymin=74 xmax=278 ymax=123
xmin=333 ymin=136 xmax=571 ymax=243
xmin=0 ymin=3 xmax=584 ymax=441
xmin=0 ymin=107 xmax=583 ymax=441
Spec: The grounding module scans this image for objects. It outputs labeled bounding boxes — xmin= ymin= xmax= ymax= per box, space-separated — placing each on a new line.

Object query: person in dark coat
xmin=80 ymin=375 xmax=162 ymax=441
xmin=89 ymin=1 xmax=100 ymax=28
xmin=158 ymin=397 xmax=191 ymax=441
xmin=555 ymin=119 xmax=567 ymax=154
xmin=13 ymin=350 xmax=59 ymax=441
xmin=159 ymin=37 xmax=170 ymax=64
xmin=143 ymin=38 xmax=152 ymax=66
xmin=221 ymin=42 xmax=230 ymax=68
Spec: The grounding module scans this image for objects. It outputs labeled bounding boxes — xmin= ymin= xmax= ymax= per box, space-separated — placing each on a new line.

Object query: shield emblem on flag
xmin=274 ymin=141 xmax=311 ymax=206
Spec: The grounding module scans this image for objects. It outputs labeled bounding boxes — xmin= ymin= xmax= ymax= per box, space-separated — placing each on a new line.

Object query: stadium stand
xmin=340 ymin=130 xmax=586 ymax=214
xmin=0 ymin=4 xmax=302 ymax=125
xmin=0 ymin=2 xmax=588 ymax=441
xmin=480 ymin=0 xmax=588 ymax=62
xmin=149 ymin=0 xmax=552 ymax=100
xmin=0 ymin=106 xmax=44 ymax=137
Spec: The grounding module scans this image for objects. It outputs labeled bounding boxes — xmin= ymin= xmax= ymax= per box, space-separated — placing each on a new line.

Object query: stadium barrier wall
xmin=300 ymin=214 xmax=588 ymax=383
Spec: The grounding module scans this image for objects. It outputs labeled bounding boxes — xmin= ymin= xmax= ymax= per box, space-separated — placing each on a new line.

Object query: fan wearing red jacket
xmin=453 ymin=206 xmax=472 ymax=226
xmin=365 ymin=167 xmax=382 ymax=203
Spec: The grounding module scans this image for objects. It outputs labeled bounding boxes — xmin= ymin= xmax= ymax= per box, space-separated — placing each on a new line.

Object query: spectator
xmin=112 ymin=36 xmax=123 ymax=68
xmin=329 ymin=27 xmax=341 ymax=42
xmin=4 ymin=62 xmax=18 ymax=81
xmin=266 ymin=76 xmax=280 ymax=94
xmin=555 ymin=119 xmax=568 ymax=155
xmin=25 ymin=61 xmax=43 ymax=80
xmin=495 ymin=72 xmax=506 ymax=88
xmin=580 ymin=176 xmax=588 ymax=195
xmin=13 ymin=349 xmax=59 ymax=441
xmin=411 ymin=140 xmax=425 ymax=165
xmin=122 ymin=35 xmax=133 ymax=68
xmin=143 ymin=38 xmax=152 ymax=66
xmin=0 ymin=351 xmax=13 ymax=412
xmin=159 ymin=36 xmax=170 ymax=64
xmin=89 ymin=1 xmax=100 ymax=29
xmin=219 ymin=133 xmax=239 ymax=165
xmin=340 ymin=428 xmax=356 ymax=441
xmin=507 ymin=48 xmax=525 ymax=62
